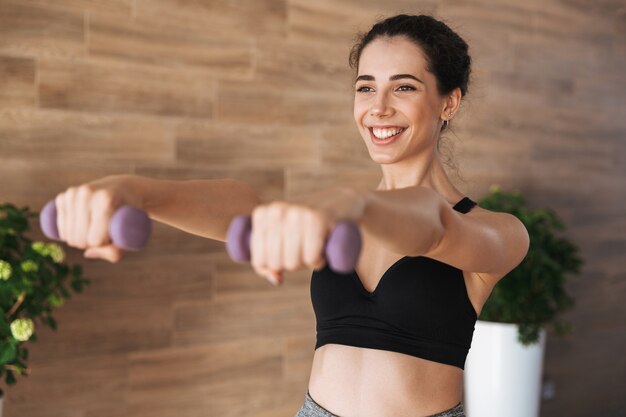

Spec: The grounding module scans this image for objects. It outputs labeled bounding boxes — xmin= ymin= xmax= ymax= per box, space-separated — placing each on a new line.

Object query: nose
xmin=370 ymin=92 xmax=393 ymax=117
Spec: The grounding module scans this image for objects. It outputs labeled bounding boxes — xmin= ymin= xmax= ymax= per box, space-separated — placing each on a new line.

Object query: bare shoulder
xmin=425 ymin=200 xmax=529 ymax=287
xmin=466 ymin=204 xmax=529 ymax=285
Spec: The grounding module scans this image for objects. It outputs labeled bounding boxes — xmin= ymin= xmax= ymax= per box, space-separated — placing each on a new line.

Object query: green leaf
xmin=0 ymin=341 xmax=17 ymax=365
xmin=0 ymin=203 xmax=91 ymax=386
xmin=42 ymin=315 xmax=58 ymax=331
xmin=6 ymin=370 xmax=16 ymax=385
xmin=478 ymin=186 xmax=583 ymax=343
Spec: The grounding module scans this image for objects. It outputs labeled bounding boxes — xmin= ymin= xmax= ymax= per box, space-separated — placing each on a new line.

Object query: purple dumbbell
xmin=40 ymin=200 xmax=152 ymax=251
xmin=226 ymin=215 xmax=362 ymax=274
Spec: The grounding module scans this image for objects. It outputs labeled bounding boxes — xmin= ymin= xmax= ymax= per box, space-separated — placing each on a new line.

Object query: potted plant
xmin=0 ymin=203 xmax=91 ymax=413
xmin=463 ymin=185 xmax=584 ymax=417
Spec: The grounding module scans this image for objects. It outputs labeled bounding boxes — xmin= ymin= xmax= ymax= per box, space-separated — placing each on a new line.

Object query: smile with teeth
xmin=370 ymin=127 xmax=406 ymax=140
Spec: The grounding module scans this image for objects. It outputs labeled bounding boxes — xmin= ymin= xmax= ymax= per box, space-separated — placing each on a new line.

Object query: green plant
xmin=478 ymin=185 xmax=584 ymax=345
xmin=0 ymin=203 xmax=90 ymax=386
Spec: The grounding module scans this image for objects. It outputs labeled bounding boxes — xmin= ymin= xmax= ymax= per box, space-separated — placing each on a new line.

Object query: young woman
xmin=52 ymin=13 xmax=529 ymax=417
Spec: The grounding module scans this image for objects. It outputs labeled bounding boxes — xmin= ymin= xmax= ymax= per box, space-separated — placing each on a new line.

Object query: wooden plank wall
xmin=0 ymin=0 xmax=624 ymax=416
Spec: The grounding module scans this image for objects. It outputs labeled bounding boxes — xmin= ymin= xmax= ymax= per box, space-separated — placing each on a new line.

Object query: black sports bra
xmin=310 ymin=196 xmax=478 ymax=369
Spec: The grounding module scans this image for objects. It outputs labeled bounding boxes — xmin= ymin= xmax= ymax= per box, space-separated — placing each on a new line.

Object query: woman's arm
xmin=242 ymin=184 xmax=527 ymax=285
xmin=127 ymin=175 xmax=262 ymax=242
xmin=358 ymin=185 xmax=529 ymax=280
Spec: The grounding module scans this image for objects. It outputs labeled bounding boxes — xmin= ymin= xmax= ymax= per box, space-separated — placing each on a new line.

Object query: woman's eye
xmin=355 ymin=86 xmax=374 ymax=93
xmin=397 ymin=85 xmax=416 ymax=92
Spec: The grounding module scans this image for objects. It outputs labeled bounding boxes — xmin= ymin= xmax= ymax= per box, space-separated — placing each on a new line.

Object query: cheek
xmin=353 ymin=99 xmax=368 ymax=120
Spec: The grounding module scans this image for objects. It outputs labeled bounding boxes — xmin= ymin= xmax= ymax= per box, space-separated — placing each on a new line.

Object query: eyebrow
xmin=355 ymin=74 xmax=425 ymax=84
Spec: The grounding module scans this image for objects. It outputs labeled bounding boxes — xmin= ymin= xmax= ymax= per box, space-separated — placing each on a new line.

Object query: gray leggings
xmin=294 ymin=391 xmax=465 ymax=417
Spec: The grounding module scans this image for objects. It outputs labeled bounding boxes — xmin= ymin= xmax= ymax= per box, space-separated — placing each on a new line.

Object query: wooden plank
xmin=3 ymin=352 xmax=129 ymax=417
xmin=127 ymin=337 xmax=305 ymax=417
xmin=19 ymin=0 xmax=132 ymax=17
xmin=134 ymin=0 xmax=288 ymax=37
xmin=176 ymin=120 xmax=320 ymax=169
xmin=129 ymin=377 xmax=306 ymax=417
xmin=254 ymin=37 xmax=353 ymax=91
xmin=0 ymin=109 xmax=175 ymax=162
xmin=89 ymin=15 xmax=254 ymax=78
xmin=173 ymin=288 xmax=315 ymax=347
xmin=128 ymin=338 xmax=282 ymax=394
xmin=287 ymin=0 xmax=437 ymax=48
xmin=0 ymin=56 xmax=36 ymax=107
xmin=216 ymin=80 xmax=352 ymax=125
xmin=283 ymin=334 xmax=316 ymax=383
xmin=39 ymin=57 xmax=213 ymax=117
xmin=0 ymin=1 xmax=84 ymax=58
xmin=30 ymin=292 xmax=173 ymax=361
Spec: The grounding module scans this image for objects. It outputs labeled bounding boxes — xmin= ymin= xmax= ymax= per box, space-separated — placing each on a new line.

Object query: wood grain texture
xmin=0 ymin=109 xmax=176 ymax=162
xmin=0 ymin=0 xmax=624 ymax=416
xmin=0 ymin=56 xmax=35 ymax=107
xmin=18 ymin=0 xmax=132 ymax=17
xmin=0 ymin=0 xmax=85 ymax=58
xmin=39 ymin=58 xmax=214 ymax=117
xmin=134 ymin=0 xmax=288 ymax=37
xmin=89 ymin=15 xmax=254 ymax=78
xmin=176 ymin=120 xmax=320 ymax=169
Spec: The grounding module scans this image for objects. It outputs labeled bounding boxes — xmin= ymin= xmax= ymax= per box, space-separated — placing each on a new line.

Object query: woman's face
xmin=353 ymin=36 xmax=446 ymax=164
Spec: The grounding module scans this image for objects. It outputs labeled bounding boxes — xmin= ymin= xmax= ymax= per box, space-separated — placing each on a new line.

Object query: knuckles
xmin=250 ymin=200 xmax=329 ymax=276
xmin=55 ymin=184 xmax=117 ymax=250
xmin=253 ymin=201 xmax=325 ymax=223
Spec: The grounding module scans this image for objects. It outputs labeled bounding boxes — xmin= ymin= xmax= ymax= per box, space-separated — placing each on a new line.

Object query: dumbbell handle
xmin=39 ymin=200 xmax=152 ymax=251
xmin=225 ymin=215 xmax=362 ymax=274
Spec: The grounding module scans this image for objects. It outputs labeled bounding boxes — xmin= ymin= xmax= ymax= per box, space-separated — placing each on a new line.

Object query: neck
xmin=376 ymin=151 xmax=464 ymax=205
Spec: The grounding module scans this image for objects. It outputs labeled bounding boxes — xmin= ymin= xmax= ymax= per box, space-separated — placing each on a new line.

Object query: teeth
xmin=372 ymin=127 xmax=404 ymax=139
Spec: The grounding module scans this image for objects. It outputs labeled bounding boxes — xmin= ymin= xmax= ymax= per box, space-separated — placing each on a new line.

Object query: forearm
xmin=126 ymin=175 xmax=261 ymax=242
xmin=358 ymin=186 xmax=446 ymax=256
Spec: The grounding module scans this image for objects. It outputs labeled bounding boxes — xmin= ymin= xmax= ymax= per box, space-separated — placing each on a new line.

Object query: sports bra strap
xmin=452 ymin=197 xmax=477 ymax=214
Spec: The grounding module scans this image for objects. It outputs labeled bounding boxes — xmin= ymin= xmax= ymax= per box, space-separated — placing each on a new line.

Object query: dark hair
xmin=349 ymin=14 xmax=472 ymax=100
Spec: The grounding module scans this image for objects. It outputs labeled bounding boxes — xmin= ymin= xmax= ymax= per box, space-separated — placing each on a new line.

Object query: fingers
xmin=53 ymin=180 xmax=124 ymax=262
xmin=87 ymin=191 xmax=115 ymax=248
xmin=283 ymin=209 xmax=301 ymax=271
xmin=266 ymin=204 xmax=284 ymax=273
xmin=251 ymin=202 xmax=328 ymax=286
xmin=303 ymin=211 xmax=327 ymax=271
xmin=84 ymin=244 xmax=124 ymax=263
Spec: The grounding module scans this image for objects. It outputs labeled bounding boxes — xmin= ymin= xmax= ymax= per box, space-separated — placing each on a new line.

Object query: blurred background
xmin=0 ymin=0 xmax=624 ymax=416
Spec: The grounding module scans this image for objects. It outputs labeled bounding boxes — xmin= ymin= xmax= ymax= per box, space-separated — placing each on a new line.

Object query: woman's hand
xmin=53 ymin=174 xmax=143 ymax=263
xmin=250 ymin=186 xmax=367 ymax=286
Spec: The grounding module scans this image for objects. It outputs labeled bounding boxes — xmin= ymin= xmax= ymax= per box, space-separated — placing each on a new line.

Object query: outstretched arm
xmin=245 ymin=184 xmax=528 ymax=286
xmin=358 ymin=185 xmax=529 ymax=281
xmin=129 ymin=175 xmax=262 ymax=242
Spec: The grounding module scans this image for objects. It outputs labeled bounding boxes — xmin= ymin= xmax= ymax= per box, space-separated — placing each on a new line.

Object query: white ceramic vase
xmin=463 ymin=320 xmax=546 ymax=417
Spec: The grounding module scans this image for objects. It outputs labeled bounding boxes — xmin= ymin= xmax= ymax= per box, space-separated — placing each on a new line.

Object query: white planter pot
xmin=463 ymin=320 xmax=546 ymax=417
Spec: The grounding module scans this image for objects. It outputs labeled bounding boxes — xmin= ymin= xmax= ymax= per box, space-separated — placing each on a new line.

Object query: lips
xmin=367 ymin=126 xmax=407 ymax=145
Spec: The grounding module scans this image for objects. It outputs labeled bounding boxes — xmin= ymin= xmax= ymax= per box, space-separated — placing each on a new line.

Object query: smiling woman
xmin=287 ymin=14 xmax=529 ymax=417
xmin=30 ymin=10 xmax=529 ymax=417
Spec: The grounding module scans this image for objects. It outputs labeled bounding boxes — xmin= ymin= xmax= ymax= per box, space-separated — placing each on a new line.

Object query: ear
xmin=440 ymin=87 xmax=462 ymax=121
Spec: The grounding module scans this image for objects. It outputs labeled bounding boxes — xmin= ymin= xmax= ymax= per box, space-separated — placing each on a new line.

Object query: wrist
xmin=119 ymin=174 xmax=160 ymax=213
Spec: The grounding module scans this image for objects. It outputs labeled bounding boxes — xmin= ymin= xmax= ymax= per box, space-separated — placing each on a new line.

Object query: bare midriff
xmin=308 ymin=344 xmax=463 ymax=417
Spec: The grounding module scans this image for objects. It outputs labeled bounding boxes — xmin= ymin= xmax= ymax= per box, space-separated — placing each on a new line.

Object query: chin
xmin=367 ymin=151 xmax=400 ymax=165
